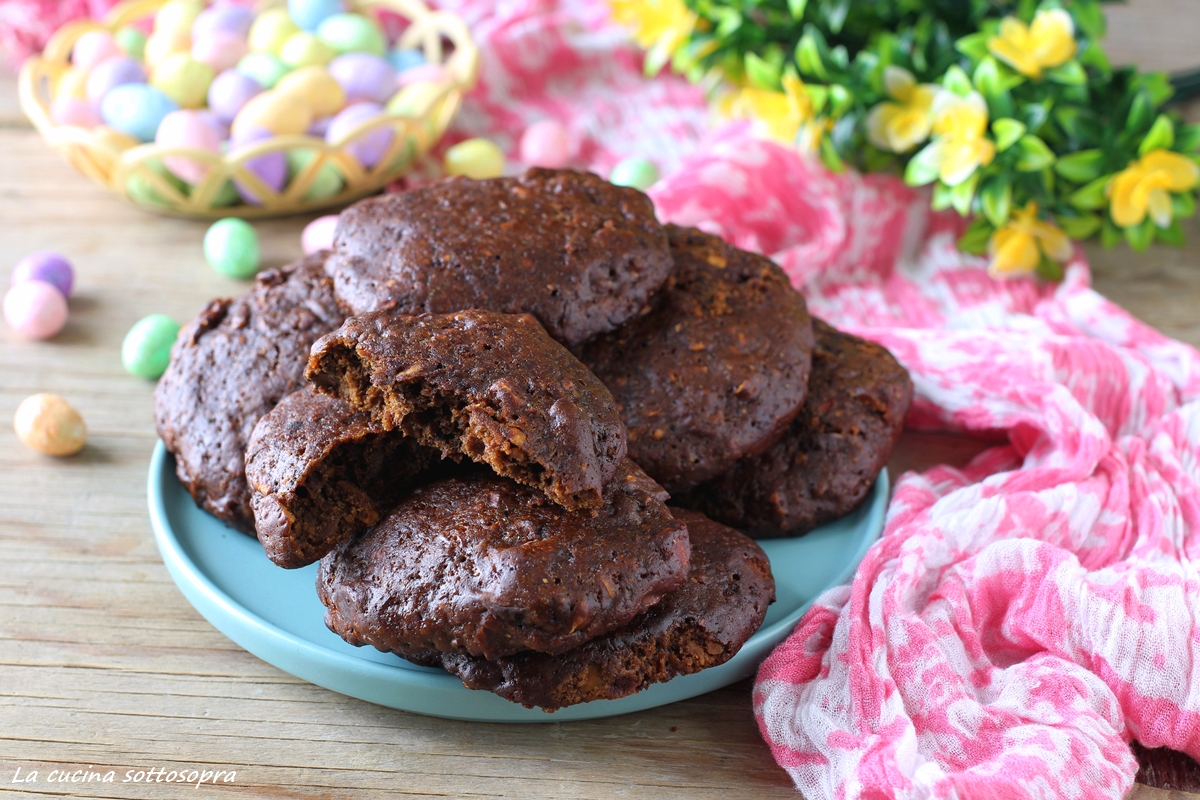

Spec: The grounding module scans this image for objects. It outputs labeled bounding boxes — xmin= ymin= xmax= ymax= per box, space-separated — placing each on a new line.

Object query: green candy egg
xmin=204 ymin=218 xmax=261 ymax=279
xmin=126 ymin=159 xmax=188 ymax=207
xmin=122 ymin=314 xmax=181 ymax=379
xmin=317 ymin=13 xmax=387 ymax=57
xmin=115 ymin=26 xmax=147 ymax=60
xmin=444 ymin=138 xmax=505 ymax=180
xmin=288 ymin=149 xmax=344 ymax=201
xmin=237 ymin=52 xmax=290 ymax=89
xmin=609 ymin=157 xmax=659 ymax=190
xmin=211 ymin=180 xmax=241 ymax=208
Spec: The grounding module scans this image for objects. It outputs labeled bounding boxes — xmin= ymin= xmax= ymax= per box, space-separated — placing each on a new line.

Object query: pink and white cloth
xmin=10 ymin=1 xmax=1200 ymax=796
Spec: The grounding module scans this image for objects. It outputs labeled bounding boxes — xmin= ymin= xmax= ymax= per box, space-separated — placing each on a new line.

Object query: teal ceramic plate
xmin=148 ymin=441 xmax=887 ymax=722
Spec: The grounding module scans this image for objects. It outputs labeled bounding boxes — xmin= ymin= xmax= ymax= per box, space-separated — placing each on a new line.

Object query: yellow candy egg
xmin=232 ymin=90 xmax=314 ymax=136
xmin=276 ymin=66 xmax=345 ymax=117
xmin=55 ymin=66 xmax=89 ymax=100
xmin=144 ymin=27 xmax=192 ymax=69
xmin=14 ymin=393 xmax=87 ymax=457
xmin=444 ymin=138 xmax=505 ymax=180
xmin=279 ymin=32 xmax=336 ymax=69
xmin=387 ymin=81 xmax=443 ymax=116
xmin=152 ymin=53 xmax=215 ymax=109
xmin=249 ymin=9 xmax=300 ymax=55
xmin=155 ymin=0 xmax=204 ymax=35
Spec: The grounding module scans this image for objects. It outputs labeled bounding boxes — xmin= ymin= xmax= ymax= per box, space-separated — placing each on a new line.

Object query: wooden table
xmin=2 ymin=6 xmax=1200 ymax=795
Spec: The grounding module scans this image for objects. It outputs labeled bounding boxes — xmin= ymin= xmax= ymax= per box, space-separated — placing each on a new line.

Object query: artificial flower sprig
xmin=611 ymin=0 xmax=1200 ymax=279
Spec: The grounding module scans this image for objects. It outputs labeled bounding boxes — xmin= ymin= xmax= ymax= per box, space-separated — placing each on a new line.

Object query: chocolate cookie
xmin=306 ymin=309 xmax=627 ymax=511
xmin=430 ymin=508 xmax=774 ymax=711
xmin=154 ymin=252 xmax=345 ymax=531
xmin=675 ymin=319 xmax=911 ymax=536
xmin=317 ymin=461 xmax=691 ymax=660
xmin=579 ymin=225 xmax=814 ymax=493
xmin=245 ymin=388 xmax=442 ymax=569
xmin=326 ymin=168 xmax=673 ymax=347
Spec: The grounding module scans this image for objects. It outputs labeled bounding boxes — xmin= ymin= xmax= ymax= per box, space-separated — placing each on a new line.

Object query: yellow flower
xmin=610 ymin=0 xmax=697 ymax=55
xmin=866 ymin=66 xmax=939 ymax=153
xmin=1108 ymin=149 xmax=1200 ymax=228
xmin=926 ymin=91 xmax=996 ymax=186
xmin=987 ymin=9 xmax=1077 ymax=80
xmin=731 ymin=74 xmax=823 ymax=152
xmin=988 ymin=202 xmax=1073 ymax=278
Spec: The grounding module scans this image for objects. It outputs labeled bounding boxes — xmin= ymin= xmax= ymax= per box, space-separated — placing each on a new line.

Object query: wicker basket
xmin=18 ymin=0 xmax=478 ymax=219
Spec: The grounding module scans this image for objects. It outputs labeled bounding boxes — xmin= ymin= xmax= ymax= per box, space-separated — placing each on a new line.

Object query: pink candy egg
xmin=395 ymin=62 xmax=446 ymax=89
xmin=156 ymin=109 xmax=222 ymax=183
xmin=72 ymin=30 xmax=122 ymax=71
xmin=85 ymin=56 xmax=147 ymax=105
xmin=51 ymin=96 xmax=102 ymax=128
xmin=192 ymin=30 xmax=249 ymax=73
xmin=326 ymin=102 xmax=392 ymax=169
xmin=302 ymin=215 xmax=339 ymax=254
xmin=519 ymin=119 xmax=571 ymax=168
xmin=4 ymin=280 xmax=68 ymax=340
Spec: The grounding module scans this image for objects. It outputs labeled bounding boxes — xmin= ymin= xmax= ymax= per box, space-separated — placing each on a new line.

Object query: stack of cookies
xmin=154 ymin=168 xmax=911 ymax=710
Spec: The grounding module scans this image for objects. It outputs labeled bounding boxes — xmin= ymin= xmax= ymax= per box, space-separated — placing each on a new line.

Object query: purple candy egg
xmin=307 ymin=115 xmax=332 ymax=137
xmin=12 ymin=251 xmax=74 ymax=298
xmin=85 ymin=56 xmax=147 ymax=105
xmin=326 ymin=102 xmax=392 ymax=169
xmin=328 ymin=53 xmax=394 ymax=105
xmin=207 ymin=69 xmax=263 ymax=125
xmin=230 ymin=125 xmax=286 ymax=205
xmin=192 ymin=3 xmax=256 ymax=38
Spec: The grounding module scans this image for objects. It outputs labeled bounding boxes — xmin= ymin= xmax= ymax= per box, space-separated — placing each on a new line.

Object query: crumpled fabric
xmin=18 ymin=0 xmax=1200 ymax=796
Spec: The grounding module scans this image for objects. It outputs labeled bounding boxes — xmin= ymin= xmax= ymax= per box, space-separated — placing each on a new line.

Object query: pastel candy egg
xmin=144 ymin=28 xmax=192 ymax=69
xmin=114 ymin=26 xmax=148 ymax=59
xmin=11 ymin=252 xmax=74 ymax=297
xmin=101 ymin=84 xmax=179 ymax=142
xmin=237 ymin=52 xmax=289 ymax=89
xmin=386 ymin=81 xmax=441 ymax=116
xmin=276 ymin=65 xmax=345 ymax=117
xmin=232 ymin=89 xmax=313 ymax=135
xmin=122 ymin=314 xmax=182 ymax=379
xmin=301 ymin=214 xmax=339 ymax=254
xmin=248 ymin=8 xmax=298 ymax=54
xmin=326 ymin=102 xmax=392 ymax=169
xmin=192 ymin=30 xmax=249 ymax=73
xmin=51 ymin=96 xmax=102 ymax=128
xmin=72 ymin=30 xmax=121 ymax=71
xmin=609 ymin=157 xmax=659 ymax=190
xmin=55 ymin=67 xmax=89 ymax=100
xmin=280 ymin=32 xmax=336 ymax=69
xmin=519 ymin=119 xmax=571 ymax=168
xmin=193 ymin=4 xmax=255 ymax=38
xmin=4 ymin=280 xmax=68 ymax=340
xmin=156 ymin=109 xmax=221 ymax=183
xmin=444 ymin=138 xmax=505 ymax=180
xmin=85 ymin=56 xmax=146 ymax=105
xmin=229 ymin=126 xmax=287 ymax=204
xmin=387 ymin=47 xmax=424 ymax=73
xmin=126 ymin=158 xmax=188 ymax=206
xmin=14 ymin=394 xmax=87 ymax=457
xmin=328 ymin=53 xmax=394 ymax=104
xmin=208 ymin=69 xmax=263 ymax=124
xmin=195 ymin=108 xmax=230 ymax=141
xmin=204 ymin=218 xmax=260 ymax=278
xmin=288 ymin=149 xmax=343 ymax=200
xmin=155 ymin=0 xmax=204 ymax=35
xmin=395 ymin=62 xmax=447 ymax=88
xmin=151 ymin=53 xmax=214 ymax=109
xmin=307 ymin=115 xmax=332 ymax=136
xmin=289 ymin=0 xmax=345 ymax=33
xmin=317 ymin=14 xmax=386 ymax=57
xmin=211 ymin=179 xmax=241 ymax=207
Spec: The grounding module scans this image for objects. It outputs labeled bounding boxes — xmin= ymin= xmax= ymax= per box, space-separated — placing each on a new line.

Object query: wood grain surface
xmin=2 ymin=4 xmax=1200 ymax=796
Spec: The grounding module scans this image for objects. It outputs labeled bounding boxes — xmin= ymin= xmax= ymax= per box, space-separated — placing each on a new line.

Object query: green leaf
xmin=643 ymin=43 xmax=672 ymax=77
xmin=795 ymin=34 xmax=827 ymax=79
xmin=1055 ymin=107 xmax=1082 ymax=140
xmin=1079 ymin=41 xmax=1111 ymax=75
xmin=1100 ymin=218 xmax=1122 ymax=248
xmin=714 ymin=8 xmax=742 ymax=37
xmin=828 ymin=84 xmax=852 ymax=117
xmin=973 ymin=57 xmax=1005 ymax=101
xmin=958 ymin=218 xmax=993 ymax=255
xmin=1176 ymin=123 xmax=1200 ymax=154
xmin=1046 ymin=60 xmax=1086 ymax=85
xmin=1057 ymin=214 xmax=1102 ymax=239
xmin=951 ymin=172 xmax=980 ymax=216
xmin=1016 ymin=135 xmax=1055 ymax=171
xmin=1156 ymin=218 xmax=1185 ymax=246
xmin=1068 ymin=175 xmax=1110 ymax=210
xmin=1138 ymin=114 xmax=1175 ymax=156
xmin=905 ymin=142 xmax=942 ymax=186
xmin=819 ymin=136 xmax=845 ymax=173
xmin=1174 ymin=191 xmax=1197 ymax=219
xmin=931 ymin=183 xmax=955 ymax=211
xmin=787 ymin=0 xmax=808 ymax=20
xmin=1022 ymin=101 xmax=1051 ymax=132
xmin=980 ymin=177 xmax=1012 ymax=227
xmin=824 ymin=0 xmax=850 ymax=34
xmin=805 ymin=83 xmax=829 ymax=115
xmin=1036 ymin=253 xmax=1064 ymax=282
xmin=1136 ymin=72 xmax=1174 ymax=107
xmin=1125 ymin=218 xmax=1155 ymax=251
xmin=1126 ymin=90 xmax=1155 ymax=135
xmin=943 ymin=65 xmax=973 ymax=97
xmin=956 ymin=32 xmax=990 ymax=61
xmin=1072 ymin=0 xmax=1107 ymax=39
xmin=992 ymin=118 xmax=1026 ymax=152
xmin=1054 ymin=149 xmax=1105 ymax=183
xmin=744 ymin=52 xmax=782 ymax=91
